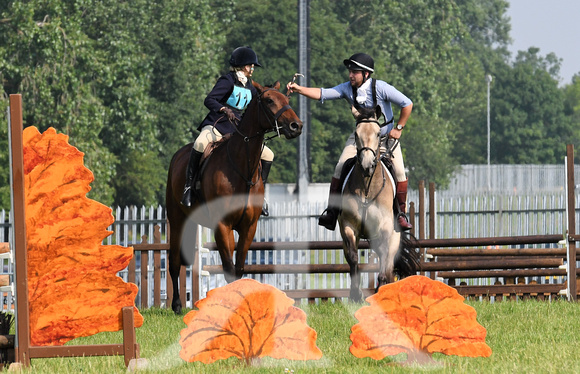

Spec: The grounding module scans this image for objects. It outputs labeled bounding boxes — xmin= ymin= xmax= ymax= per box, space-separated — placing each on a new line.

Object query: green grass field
xmin=5 ymin=300 xmax=580 ymax=374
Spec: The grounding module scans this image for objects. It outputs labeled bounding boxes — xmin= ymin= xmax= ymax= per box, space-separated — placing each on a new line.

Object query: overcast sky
xmin=506 ymin=0 xmax=580 ymax=86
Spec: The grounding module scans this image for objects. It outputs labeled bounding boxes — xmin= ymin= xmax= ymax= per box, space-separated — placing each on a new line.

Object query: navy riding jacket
xmin=197 ymin=71 xmax=258 ymax=135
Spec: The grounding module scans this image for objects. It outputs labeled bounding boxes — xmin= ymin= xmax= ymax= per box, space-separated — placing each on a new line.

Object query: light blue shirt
xmin=320 ymin=79 xmax=412 ymax=135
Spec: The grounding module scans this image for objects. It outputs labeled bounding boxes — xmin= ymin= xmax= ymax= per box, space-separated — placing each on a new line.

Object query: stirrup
xmin=261 ymin=199 xmax=269 ymax=216
xmin=318 ymin=209 xmax=337 ymax=231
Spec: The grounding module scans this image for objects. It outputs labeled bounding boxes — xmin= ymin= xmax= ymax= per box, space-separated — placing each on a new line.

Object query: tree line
xmin=1 ymin=0 xmax=579 ymax=210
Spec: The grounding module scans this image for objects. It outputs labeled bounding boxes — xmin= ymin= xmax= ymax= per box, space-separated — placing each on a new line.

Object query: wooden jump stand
xmin=411 ymin=149 xmax=578 ymax=302
xmin=7 ymin=94 xmax=139 ymax=368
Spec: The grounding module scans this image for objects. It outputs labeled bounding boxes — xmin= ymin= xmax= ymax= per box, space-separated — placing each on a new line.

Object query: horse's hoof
xmin=350 ymin=290 xmax=363 ymax=303
xmin=172 ymin=301 xmax=182 ymax=315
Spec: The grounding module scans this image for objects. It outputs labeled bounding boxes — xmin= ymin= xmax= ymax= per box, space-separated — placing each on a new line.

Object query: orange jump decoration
xmin=179 ymin=279 xmax=323 ymax=365
xmin=23 ymin=126 xmax=144 ymax=346
xmin=350 ymin=275 xmax=491 ymax=365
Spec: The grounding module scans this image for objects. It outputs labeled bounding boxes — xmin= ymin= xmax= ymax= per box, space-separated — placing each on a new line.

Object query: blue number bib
xmin=226 ymin=85 xmax=252 ymax=110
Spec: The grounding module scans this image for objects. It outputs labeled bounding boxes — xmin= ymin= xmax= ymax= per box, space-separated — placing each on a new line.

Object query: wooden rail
xmin=126 ymin=230 xmax=578 ymax=304
xmin=198 ymin=235 xmax=576 ymax=302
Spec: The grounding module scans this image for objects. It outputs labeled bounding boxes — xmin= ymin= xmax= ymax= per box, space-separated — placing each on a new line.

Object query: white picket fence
xmin=116 ymin=190 xmax=577 ymax=306
xmin=1 ymin=189 xmax=578 ymax=308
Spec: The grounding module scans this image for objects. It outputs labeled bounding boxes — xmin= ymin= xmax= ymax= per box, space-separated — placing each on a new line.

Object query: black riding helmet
xmin=343 ymin=53 xmax=374 ymax=73
xmin=229 ymin=46 xmax=262 ymax=68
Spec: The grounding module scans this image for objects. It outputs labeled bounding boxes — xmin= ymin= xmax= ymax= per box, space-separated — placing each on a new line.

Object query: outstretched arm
xmin=286 ymin=82 xmax=322 ymax=100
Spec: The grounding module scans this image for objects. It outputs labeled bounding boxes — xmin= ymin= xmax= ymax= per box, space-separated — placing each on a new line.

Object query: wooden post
xmin=429 ymin=182 xmax=436 ymax=241
xmin=566 ymin=144 xmax=577 ymax=301
xmin=409 ymin=202 xmax=415 ymax=237
xmin=180 ymin=266 xmax=187 ymax=308
xmin=418 ymin=180 xmax=426 ymax=241
xmin=191 ymin=248 xmax=200 ymax=305
xmin=8 ymin=95 xmax=140 ymax=367
xmin=9 ymin=94 xmax=31 ymax=366
xmin=122 ymin=307 xmax=138 ymax=367
xmin=152 ymin=226 xmax=162 ymax=307
xmin=166 ymin=220 xmax=172 ymax=309
xmin=418 ymin=181 xmax=426 ymax=276
xmin=428 ymin=182 xmax=436 ymax=279
xmin=140 ymin=245 xmax=148 ymax=309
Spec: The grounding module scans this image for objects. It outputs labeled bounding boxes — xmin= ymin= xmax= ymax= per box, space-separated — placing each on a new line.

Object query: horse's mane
xmin=356 ymin=106 xmax=376 ymax=119
xmin=353 ymin=105 xmax=381 ymax=123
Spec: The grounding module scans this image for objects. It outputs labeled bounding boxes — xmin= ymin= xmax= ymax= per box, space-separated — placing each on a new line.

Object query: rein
xmin=228 ymin=87 xmax=294 ymax=183
xmin=226 ymin=87 xmax=295 ymax=226
xmin=350 ymin=118 xmax=389 ymax=238
xmin=232 ymin=88 xmax=293 ymax=142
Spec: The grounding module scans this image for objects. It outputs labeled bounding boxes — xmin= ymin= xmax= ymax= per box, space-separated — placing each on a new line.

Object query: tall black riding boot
xmin=260 ymin=160 xmax=273 ymax=216
xmin=181 ymin=149 xmax=203 ymax=207
xmin=318 ymin=177 xmax=342 ymax=231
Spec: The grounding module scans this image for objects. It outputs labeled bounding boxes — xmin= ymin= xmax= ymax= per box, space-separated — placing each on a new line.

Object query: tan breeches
xmin=193 ymin=125 xmax=274 ymax=161
xmin=333 ymin=132 xmax=406 ymax=182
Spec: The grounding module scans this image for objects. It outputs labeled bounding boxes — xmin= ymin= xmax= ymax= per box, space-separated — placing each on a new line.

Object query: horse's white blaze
xmin=355 ymin=121 xmax=380 ymax=174
xmin=359 ymin=149 xmax=376 ymax=172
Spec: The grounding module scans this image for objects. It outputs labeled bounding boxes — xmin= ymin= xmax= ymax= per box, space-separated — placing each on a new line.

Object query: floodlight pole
xmin=486 ymin=74 xmax=492 ymax=191
xmin=297 ymin=0 xmax=310 ymax=201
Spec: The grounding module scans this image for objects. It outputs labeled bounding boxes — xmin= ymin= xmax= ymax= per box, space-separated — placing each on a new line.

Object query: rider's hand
xmin=286 ymin=82 xmax=299 ymax=94
xmin=221 ymin=107 xmax=236 ymax=123
xmin=388 ymin=127 xmax=402 ymax=140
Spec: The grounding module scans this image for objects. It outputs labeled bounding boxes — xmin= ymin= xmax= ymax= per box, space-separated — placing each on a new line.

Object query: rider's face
xmin=349 ymin=70 xmax=366 ymax=87
xmin=243 ymin=64 xmax=255 ymax=77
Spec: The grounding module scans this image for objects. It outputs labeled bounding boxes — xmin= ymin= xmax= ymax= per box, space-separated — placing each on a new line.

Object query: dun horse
xmin=339 ymin=106 xmax=419 ymax=302
xmin=166 ymin=81 xmax=302 ymax=314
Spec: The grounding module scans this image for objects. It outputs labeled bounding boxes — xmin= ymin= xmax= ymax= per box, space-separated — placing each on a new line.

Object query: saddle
xmin=340 ymin=155 xmax=397 ymax=189
xmin=339 ymin=155 xmax=400 ymax=214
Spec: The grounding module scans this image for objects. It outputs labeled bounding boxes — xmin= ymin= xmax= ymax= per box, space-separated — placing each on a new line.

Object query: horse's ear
xmin=273 ymin=81 xmax=280 ymax=90
xmin=252 ymin=80 xmax=264 ymax=92
xmin=375 ymin=105 xmax=382 ymax=119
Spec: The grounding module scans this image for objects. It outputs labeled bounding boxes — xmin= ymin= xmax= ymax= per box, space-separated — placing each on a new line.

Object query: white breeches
xmin=193 ymin=125 xmax=274 ymax=162
xmin=333 ymin=132 xmax=406 ymax=182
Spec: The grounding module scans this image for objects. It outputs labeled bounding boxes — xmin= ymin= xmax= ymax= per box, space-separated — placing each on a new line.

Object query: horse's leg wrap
xmin=318 ymin=177 xmax=342 ymax=231
xmin=181 ymin=149 xmax=203 ymax=207
xmin=396 ymin=180 xmax=413 ymax=231
xmin=260 ymin=160 xmax=272 ymax=216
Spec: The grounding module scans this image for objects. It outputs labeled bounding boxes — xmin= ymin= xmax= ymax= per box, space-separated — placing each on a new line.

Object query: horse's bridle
xmin=258 ymin=88 xmax=294 ymax=141
xmin=355 ymin=118 xmax=382 ymax=178
xmin=231 ymin=88 xmax=294 ymax=142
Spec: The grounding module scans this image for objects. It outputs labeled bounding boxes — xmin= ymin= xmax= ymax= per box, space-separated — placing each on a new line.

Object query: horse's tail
xmin=395 ymin=232 xmax=421 ymax=278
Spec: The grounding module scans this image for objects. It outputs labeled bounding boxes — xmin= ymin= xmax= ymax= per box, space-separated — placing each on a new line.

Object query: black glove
xmin=221 ymin=107 xmax=236 ymax=123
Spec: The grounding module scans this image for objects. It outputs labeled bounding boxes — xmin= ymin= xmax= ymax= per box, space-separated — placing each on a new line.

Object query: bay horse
xmin=338 ymin=105 xmax=419 ymax=302
xmin=166 ymin=81 xmax=302 ymax=314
